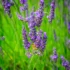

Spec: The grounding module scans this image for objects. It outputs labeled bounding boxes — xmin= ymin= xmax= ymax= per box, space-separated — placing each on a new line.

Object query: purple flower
xmin=61 ymin=56 xmax=70 ymax=69
xmin=20 ymin=6 xmax=25 ymax=12
xmin=17 ymin=13 xmax=28 ymax=22
xmin=34 ymin=0 xmax=44 ymax=27
xmin=2 ymin=0 xmax=13 ymax=17
xmin=48 ymin=0 xmax=55 ymax=22
xmin=40 ymin=0 xmax=44 ymax=10
xmin=40 ymin=32 xmax=47 ymax=51
xmin=28 ymin=12 xmax=37 ymax=42
xmin=22 ymin=27 xmax=30 ymax=49
xmin=20 ymin=0 xmax=28 ymax=17
xmin=20 ymin=4 xmax=28 ymax=12
xmin=50 ymin=48 xmax=58 ymax=62
xmin=25 ymin=52 xmax=32 ymax=58
xmin=20 ymin=0 xmax=27 ymax=4
xmin=29 ymin=28 xmax=37 ymax=42
xmin=68 ymin=22 xmax=70 ymax=33
xmin=35 ymin=30 xmax=43 ymax=48
xmin=35 ymin=10 xmax=44 ymax=27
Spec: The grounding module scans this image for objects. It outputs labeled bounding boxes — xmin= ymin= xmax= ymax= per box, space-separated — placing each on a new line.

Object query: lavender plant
xmin=1 ymin=0 xmax=70 ymax=70
xmin=19 ymin=0 xmax=47 ymax=56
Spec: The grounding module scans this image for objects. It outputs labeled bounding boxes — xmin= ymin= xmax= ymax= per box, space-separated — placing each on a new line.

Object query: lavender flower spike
xmin=40 ymin=0 xmax=44 ymax=10
xmin=35 ymin=0 xmax=44 ymax=27
xmin=68 ymin=22 xmax=70 ymax=33
xmin=61 ymin=56 xmax=70 ymax=70
xmin=22 ymin=27 xmax=30 ymax=50
xmin=50 ymin=48 xmax=58 ymax=62
xmin=29 ymin=12 xmax=37 ymax=42
xmin=2 ymin=0 xmax=13 ymax=17
xmin=48 ymin=0 xmax=55 ymax=22
xmin=35 ymin=30 xmax=43 ymax=48
xmin=20 ymin=0 xmax=27 ymax=4
xmin=40 ymin=32 xmax=47 ymax=51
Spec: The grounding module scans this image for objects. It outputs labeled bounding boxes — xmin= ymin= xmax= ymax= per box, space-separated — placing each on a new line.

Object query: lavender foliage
xmin=17 ymin=0 xmax=47 ymax=55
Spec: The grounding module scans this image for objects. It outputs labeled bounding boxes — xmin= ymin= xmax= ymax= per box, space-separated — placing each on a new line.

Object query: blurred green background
xmin=0 ymin=0 xmax=70 ymax=70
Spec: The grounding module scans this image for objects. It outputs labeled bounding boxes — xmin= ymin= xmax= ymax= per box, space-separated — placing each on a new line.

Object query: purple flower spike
xmin=40 ymin=0 xmax=44 ymax=10
xmin=2 ymin=0 xmax=14 ymax=17
xmin=20 ymin=0 xmax=27 ymax=4
xmin=68 ymin=22 xmax=70 ymax=33
xmin=61 ymin=56 xmax=70 ymax=69
xmin=35 ymin=30 xmax=43 ymax=48
xmin=22 ymin=27 xmax=30 ymax=50
xmin=50 ymin=48 xmax=58 ymax=62
xmin=35 ymin=10 xmax=44 ymax=27
xmin=40 ymin=32 xmax=47 ymax=51
xmin=34 ymin=0 xmax=44 ymax=27
xmin=28 ymin=12 xmax=37 ymax=42
xmin=48 ymin=0 xmax=55 ymax=22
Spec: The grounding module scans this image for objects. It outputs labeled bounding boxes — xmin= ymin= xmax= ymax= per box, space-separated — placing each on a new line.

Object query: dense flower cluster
xmin=20 ymin=0 xmax=47 ymax=57
xmin=18 ymin=0 xmax=44 ymax=27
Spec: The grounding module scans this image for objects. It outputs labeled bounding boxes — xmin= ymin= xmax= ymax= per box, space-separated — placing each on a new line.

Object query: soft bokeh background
xmin=0 ymin=0 xmax=70 ymax=70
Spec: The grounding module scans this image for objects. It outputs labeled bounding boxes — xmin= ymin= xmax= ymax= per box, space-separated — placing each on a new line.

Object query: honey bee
xmin=32 ymin=43 xmax=37 ymax=50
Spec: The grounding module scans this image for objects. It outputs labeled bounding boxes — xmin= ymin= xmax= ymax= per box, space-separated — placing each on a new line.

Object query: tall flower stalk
xmin=50 ymin=48 xmax=58 ymax=70
xmin=22 ymin=27 xmax=30 ymax=50
xmin=48 ymin=0 xmax=55 ymax=22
